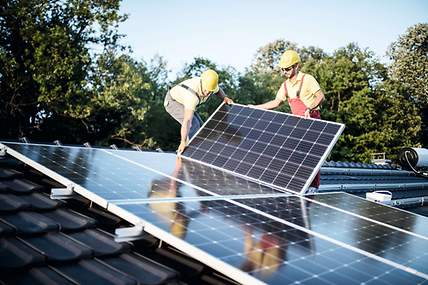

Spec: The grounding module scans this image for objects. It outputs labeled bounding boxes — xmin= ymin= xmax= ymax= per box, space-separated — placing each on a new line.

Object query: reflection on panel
xmin=4 ymin=143 xmax=210 ymax=201
xmin=238 ymin=195 xmax=428 ymax=275
xmin=119 ymin=199 xmax=425 ymax=284
xmin=113 ymin=150 xmax=285 ymax=196
xmin=313 ymin=192 xmax=428 ymax=238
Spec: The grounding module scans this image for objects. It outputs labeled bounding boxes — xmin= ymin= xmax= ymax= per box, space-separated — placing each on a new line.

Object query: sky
xmin=118 ymin=0 xmax=428 ymax=75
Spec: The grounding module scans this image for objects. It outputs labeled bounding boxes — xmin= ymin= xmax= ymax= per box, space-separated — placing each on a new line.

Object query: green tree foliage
xmin=337 ymin=80 xmax=421 ymax=161
xmin=87 ymin=52 xmax=172 ymax=148
xmin=0 ymin=0 xmax=126 ymax=140
xmin=389 ymin=23 xmax=428 ymax=146
xmin=389 ymin=23 xmax=428 ymax=106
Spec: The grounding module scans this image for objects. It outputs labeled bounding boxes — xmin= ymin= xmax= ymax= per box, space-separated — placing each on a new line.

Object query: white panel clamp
xmin=132 ymin=145 xmax=142 ymax=152
xmin=366 ymin=190 xmax=392 ymax=205
xmin=114 ymin=225 xmax=144 ymax=242
xmin=51 ymin=184 xmax=75 ymax=200
xmin=0 ymin=145 xmax=6 ymax=157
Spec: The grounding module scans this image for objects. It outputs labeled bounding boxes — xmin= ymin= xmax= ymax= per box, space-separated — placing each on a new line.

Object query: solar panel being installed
xmin=2 ymin=142 xmax=428 ymax=284
xmin=183 ymin=104 xmax=344 ymax=194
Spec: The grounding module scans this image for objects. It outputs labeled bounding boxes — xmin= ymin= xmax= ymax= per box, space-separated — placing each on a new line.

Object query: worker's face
xmin=281 ymin=64 xmax=297 ymax=79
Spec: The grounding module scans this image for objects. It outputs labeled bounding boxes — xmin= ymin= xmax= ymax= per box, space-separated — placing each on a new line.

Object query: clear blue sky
xmin=119 ymin=0 xmax=428 ymax=74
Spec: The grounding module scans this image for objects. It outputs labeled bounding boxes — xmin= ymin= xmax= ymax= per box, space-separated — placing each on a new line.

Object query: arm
xmin=253 ymin=98 xmax=282 ymax=110
xmin=177 ymin=108 xmax=194 ymax=155
xmin=307 ymin=90 xmax=325 ymax=110
xmin=215 ymin=88 xmax=234 ymax=104
xmin=304 ymin=90 xmax=325 ymax=118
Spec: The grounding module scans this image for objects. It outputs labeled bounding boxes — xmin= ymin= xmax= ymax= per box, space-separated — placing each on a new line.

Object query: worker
xmin=251 ymin=50 xmax=325 ymax=193
xmin=164 ymin=69 xmax=233 ymax=154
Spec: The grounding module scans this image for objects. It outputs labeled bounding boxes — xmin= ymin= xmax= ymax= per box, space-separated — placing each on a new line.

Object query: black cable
xmin=405 ymin=151 xmax=428 ymax=178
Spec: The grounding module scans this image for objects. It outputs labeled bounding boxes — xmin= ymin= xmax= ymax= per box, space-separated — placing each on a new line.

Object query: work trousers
xmin=164 ymin=91 xmax=203 ymax=139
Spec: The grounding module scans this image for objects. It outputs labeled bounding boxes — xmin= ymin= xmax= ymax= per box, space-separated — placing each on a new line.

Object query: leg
xmin=189 ymin=112 xmax=203 ymax=138
xmin=164 ymin=92 xmax=185 ymax=124
xmin=309 ymin=171 xmax=320 ymax=189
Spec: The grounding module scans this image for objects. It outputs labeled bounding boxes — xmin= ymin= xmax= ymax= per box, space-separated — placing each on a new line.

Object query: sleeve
xmin=215 ymin=87 xmax=225 ymax=99
xmin=305 ymin=74 xmax=321 ymax=95
xmin=275 ymin=83 xmax=287 ymax=102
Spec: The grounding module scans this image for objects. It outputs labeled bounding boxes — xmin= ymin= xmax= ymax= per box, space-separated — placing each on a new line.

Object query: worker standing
xmin=252 ymin=50 xmax=325 ymax=193
xmin=164 ymin=69 xmax=233 ymax=154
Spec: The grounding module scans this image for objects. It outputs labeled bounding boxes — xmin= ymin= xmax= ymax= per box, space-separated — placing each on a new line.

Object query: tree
xmin=0 ymin=0 xmax=126 ymax=141
xmin=389 ymin=23 xmax=428 ymax=146
xmin=337 ymin=81 xmax=421 ymax=162
xmin=389 ymin=23 xmax=428 ymax=106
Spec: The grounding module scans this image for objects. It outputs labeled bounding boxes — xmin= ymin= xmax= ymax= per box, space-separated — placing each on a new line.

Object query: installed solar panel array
xmin=2 ymin=105 xmax=428 ymax=285
xmin=183 ymin=104 xmax=344 ymax=194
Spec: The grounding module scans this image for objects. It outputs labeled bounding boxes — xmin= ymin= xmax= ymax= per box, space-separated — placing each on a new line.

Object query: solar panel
xmin=3 ymin=142 xmax=428 ymax=284
xmin=237 ymin=195 xmax=428 ymax=275
xmin=2 ymin=143 xmax=287 ymax=204
xmin=1 ymin=143 xmax=212 ymax=206
xmin=312 ymin=192 xmax=428 ymax=238
xmin=113 ymin=149 xmax=287 ymax=197
xmin=111 ymin=198 xmax=427 ymax=285
xmin=183 ymin=104 xmax=344 ymax=194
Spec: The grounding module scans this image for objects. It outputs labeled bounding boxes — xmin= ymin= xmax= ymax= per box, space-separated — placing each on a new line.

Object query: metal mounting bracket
xmin=51 ymin=184 xmax=75 ymax=200
xmin=0 ymin=145 xmax=6 ymax=157
xmin=114 ymin=225 xmax=144 ymax=242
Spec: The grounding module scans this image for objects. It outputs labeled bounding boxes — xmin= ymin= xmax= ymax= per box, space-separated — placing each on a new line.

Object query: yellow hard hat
xmin=279 ymin=50 xmax=301 ymax=68
xmin=201 ymin=69 xmax=219 ymax=93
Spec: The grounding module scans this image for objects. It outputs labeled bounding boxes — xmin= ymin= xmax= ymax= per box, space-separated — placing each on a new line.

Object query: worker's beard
xmin=286 ymin=67 xmax=298 ymax=80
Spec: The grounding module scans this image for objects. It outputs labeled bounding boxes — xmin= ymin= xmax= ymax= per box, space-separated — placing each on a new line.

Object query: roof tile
xmin=22 ymin=232 xmax=92 ymax=263
xmin=0 ymin=237 xmax=45 ymax=269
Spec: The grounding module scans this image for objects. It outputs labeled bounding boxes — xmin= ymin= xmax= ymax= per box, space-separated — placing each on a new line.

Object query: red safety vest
xmin=283 ymin=75 xmax=320 ymax=120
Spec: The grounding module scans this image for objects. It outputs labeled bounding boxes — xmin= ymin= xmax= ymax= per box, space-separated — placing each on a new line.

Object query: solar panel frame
xmin=183 ymin=103 xmax=345 ymax=195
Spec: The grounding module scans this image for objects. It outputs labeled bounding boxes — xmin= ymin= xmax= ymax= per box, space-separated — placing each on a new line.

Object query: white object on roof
xmin=366 ymin=191 xmax=392 ymax=204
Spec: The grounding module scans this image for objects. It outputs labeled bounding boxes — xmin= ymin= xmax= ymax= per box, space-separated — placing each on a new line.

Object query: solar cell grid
xmin=313 ymin=193 xmax=428 ymax=238
xmin=113 ymin=150 xmax=286 ymax=197
xmin=184 ymin=104 xmax=344 ymax=194
xmin=2 ymin=143 xmax=211 ymax=204
xmin=117 ymin=198 xmax=427 ymax=285
xmin=236 ymin=195 xmax=428 ymax=275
